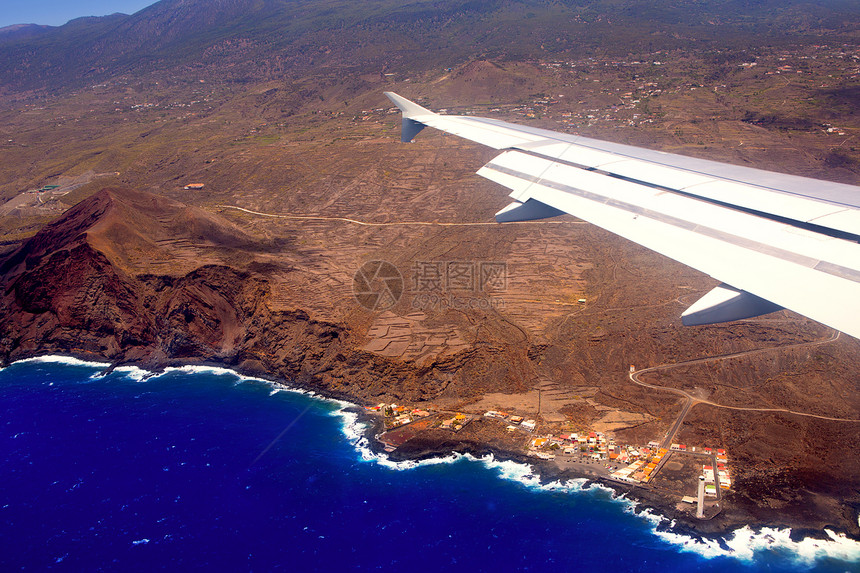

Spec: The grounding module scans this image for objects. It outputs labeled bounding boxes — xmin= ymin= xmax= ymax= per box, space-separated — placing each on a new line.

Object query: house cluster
xmin=754 ymin=47 xmax=860 ymax=80
xmin=527 ymin=431 xmax=618 ymax=461
xmin=366 ymin=403 xmax=432 ymax=430
xmin=608 ymin=443 xmax=732 ymax=493
xmin=610 ymin=445 xmax=669 ymax=484
xmin=702 ymin=447 xmax=731 ymax=493
xmin=366 ymin=403 xmax=482 ymax=432
xmin=129 ymin=97 xmax=209 ymax=113
xmin=438 ymin=413 xmax=470 ymax=431
xmin=483 ymin=410 xmax=534 ymax=432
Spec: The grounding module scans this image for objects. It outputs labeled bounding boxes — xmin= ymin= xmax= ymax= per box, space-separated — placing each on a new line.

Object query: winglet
xmin=384 ymin=92 xmax=434 ymax=118
xmin=384 ymin=92 xmax=435 ymax=142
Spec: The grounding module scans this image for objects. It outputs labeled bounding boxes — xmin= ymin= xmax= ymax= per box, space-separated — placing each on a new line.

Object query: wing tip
xmin=384 ymin=92 xmax=433 ymax=118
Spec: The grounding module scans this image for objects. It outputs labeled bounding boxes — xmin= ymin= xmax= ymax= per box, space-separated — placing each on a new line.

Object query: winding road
xmin=629 ymin=329 xmax=859 ymax=448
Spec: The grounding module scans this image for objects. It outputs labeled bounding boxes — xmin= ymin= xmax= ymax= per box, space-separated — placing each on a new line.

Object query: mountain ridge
xmin=0 ymin=187 xmax=512 ymax=404
xmin=2 ymin=0 xmax=858 ymax=95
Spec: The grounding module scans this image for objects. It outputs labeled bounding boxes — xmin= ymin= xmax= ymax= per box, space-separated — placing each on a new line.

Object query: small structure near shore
xmin=696 ymin=475 xmax=706 ymax=518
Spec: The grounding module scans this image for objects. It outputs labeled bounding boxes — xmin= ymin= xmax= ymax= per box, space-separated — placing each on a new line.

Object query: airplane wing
xmin=384 ymin=91 xmax=860 ymax=339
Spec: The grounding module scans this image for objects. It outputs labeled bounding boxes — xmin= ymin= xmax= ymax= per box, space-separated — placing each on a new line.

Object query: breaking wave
xmin=15 ymin=355 xmax=112 ymax=369
xmin=10 ymin=356 xmax=859 ymax=567
xmin=329 ymin=400 xmax=860 ymax=567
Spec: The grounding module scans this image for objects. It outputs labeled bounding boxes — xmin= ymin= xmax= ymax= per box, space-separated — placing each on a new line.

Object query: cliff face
xmin=0 ymin=187 xmax=482 ymax=403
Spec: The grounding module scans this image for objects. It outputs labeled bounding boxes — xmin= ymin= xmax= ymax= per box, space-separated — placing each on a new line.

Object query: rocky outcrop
xmin=0 ymin=187 xmax=501 ymax=404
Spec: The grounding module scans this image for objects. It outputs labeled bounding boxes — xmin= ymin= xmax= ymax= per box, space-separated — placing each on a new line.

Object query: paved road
xmin=660 ymin=397 xmax=694 ymax=449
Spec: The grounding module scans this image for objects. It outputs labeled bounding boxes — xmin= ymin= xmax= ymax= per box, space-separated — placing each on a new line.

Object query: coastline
xmin=351 ymin=410 xmax=860 ymax=563
xmin=362 ymin=416 xmax=858 ymax=542
xmin=5 ymin=351 xmax=860 ymax=563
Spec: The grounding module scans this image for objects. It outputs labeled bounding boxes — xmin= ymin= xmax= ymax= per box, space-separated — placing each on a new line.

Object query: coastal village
xmin=353 ymin=44 xmax=859 ymax=136
xmin=369 ymin=402 xmax=730 ymax=520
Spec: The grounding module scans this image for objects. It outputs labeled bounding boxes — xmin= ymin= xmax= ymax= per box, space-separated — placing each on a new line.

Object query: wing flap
xmin=681 ymin=284 xmax=783 ymax=326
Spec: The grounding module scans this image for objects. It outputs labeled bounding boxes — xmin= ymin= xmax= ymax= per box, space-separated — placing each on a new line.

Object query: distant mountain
xmin=0 ymin=23 xmax=55 ymax=41
xmin=0 ymin=0 xmax=858 ymax=95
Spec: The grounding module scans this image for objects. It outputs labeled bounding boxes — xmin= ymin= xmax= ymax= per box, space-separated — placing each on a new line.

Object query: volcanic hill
xmin=0 ymin=187 xmax=525 ymax=403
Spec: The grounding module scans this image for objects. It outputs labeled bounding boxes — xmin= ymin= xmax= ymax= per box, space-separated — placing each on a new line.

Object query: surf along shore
xmin=9 ymin=347 xmax=856 ymax=551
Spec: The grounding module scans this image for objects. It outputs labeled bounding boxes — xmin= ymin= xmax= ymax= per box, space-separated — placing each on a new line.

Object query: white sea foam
xmin=14 ymin=355 xmax=112 ymax=369
xmin=133 ymin=364 xmax=300 ymax=392
xmin=150 ymin=364 xmax=266 ymax=382
xmin=725 ymin=526 xmax=859 ymax=563
xmin=162 ymin=366 xmax=327 ymax=403
xmin=330 ymin=401 xmax=860 ymax=567
xmin=632 ymin=504 xmax=860 ymax=564
xmin=333 ymin=407 xmax=365 ymax=444
xmin=331 ymin=406 xmax=466 ymax=471
xmin=452 ymin=458 xmax=855 ymax=562
xmin=333 ymin=404 xmax=602 ymax=495
xmin=111 ymin=365 xmax=151 ymax=382
xmin=9 ymin=355 xmax=318 ymax=398
xmin=169 ymin=364 xmax=238 ymax=376
xmin=14 ymin=355 xmax=859 ymax=566
xmin=478 ymin=455 xmax=590 ymax=494
xmin=364 ymin=446 xmax=466 ymax=471
xmin=88 ymin=364 xmax=153 ymax=382
xmin=332 ymin=403 xmax=595 ymax=490
xmin=606 ymin=484 xmax=860 ymax=564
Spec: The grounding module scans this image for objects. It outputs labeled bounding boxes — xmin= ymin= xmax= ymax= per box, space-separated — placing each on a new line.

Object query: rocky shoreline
xmin=349 ymin=403 xmax=859 ymax=544
xmin=1 ymin=188 xmax=857 ymax=544
xmin=6 ymin=348 xmax=860 ymax=548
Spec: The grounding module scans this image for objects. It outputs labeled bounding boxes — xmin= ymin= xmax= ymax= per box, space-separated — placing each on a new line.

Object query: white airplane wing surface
xmin=384 ymin=91 xmax=860 ymax=339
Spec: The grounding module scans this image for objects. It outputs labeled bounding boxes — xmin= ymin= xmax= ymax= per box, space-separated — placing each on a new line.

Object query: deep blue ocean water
xmin=0 ymin=358 xmax=857 ymax=571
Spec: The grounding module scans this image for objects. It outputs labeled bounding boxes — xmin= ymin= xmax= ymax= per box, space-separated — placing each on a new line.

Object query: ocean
xmin=1 ymin=357 xmax=857 ymax=571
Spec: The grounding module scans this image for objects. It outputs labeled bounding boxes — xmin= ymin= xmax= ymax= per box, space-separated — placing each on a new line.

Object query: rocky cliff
xmin=0 ymin=187 xmax=509 ymax=404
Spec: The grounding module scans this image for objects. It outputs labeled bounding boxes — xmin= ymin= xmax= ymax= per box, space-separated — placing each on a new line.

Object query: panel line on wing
xmin=483 ymin=163 xmax=860 ymax=286
xmin=813 ymin=261 xmax=860 ymax=283
xmin=453 ymin=113 xmax=860 ymax=209
xmin=508 ymin=148 xmax=860 ymax=243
